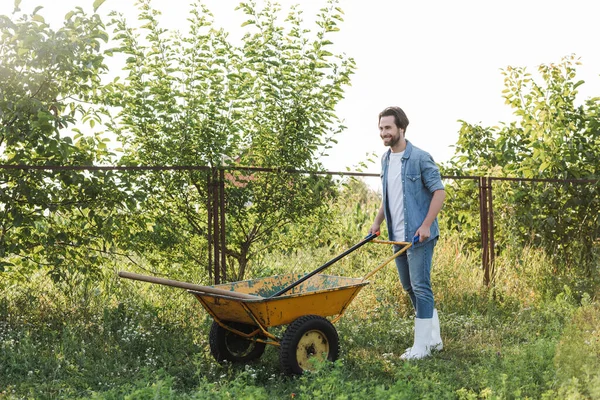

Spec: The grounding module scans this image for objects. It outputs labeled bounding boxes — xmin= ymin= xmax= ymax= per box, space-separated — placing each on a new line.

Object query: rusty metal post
xmin=207 ymin=171 xmax=214 ymax=283
xmin=487 ymin=177 xmax=495 ymax=282
xmin=478 ymin=176 xmax=496 ymax=286
xmin=211 ymin=168 xmax=221 ymax=284
xmin=479 ymin=177 xmax=490 ymax=286
xmin=206 ymin=168 xmax=227 ymax=284
xmin=219 ymin=168 xmax=226 ymax=282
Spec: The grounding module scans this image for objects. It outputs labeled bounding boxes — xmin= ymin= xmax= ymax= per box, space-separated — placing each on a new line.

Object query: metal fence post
xmin=208 ymin=168 xmax=225 ymax=284
xmin=478 ymin=176 xmax=495 ymax=286
xmin=219 ymin=168 xmax=226 ymax=283
xmin=488 ymin=177 xmax=495 ymax=282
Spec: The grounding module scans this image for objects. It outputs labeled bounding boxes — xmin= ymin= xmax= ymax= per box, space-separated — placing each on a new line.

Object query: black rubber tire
xmin=209 ymin=321 xmax=266 ymax=363
xmin=279 ymin=315 xmax=339 ymax=375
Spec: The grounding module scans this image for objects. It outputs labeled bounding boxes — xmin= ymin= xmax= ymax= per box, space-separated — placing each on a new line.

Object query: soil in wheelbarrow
xmin=211 ymin=273 xmax=363 ymax=298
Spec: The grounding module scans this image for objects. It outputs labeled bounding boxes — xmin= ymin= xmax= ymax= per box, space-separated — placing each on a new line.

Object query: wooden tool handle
xmin=118 ymin=271 xmax=262 ymax=300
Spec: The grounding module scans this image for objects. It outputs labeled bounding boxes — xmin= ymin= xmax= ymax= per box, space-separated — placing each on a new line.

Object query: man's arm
xmin=415 ymin=189 xmax=445 ymax=242
xmin=369 ymin=203 xmax=385 ymax=235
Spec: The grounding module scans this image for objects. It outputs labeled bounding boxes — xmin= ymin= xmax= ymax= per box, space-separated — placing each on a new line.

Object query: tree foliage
xmin=442 ymin=55 xmax=600 ymax=272
xmin=102 ymin=0 xmax=354 ymax=280
xmin=0 ymin=4 xmax=141 ymax=284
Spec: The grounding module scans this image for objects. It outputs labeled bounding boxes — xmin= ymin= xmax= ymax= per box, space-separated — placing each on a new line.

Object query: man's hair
xmin=379 ymin=106 xmax=409 ymax=133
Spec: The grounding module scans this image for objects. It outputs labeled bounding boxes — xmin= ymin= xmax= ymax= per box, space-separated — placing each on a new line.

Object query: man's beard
xmin=386 ymin=134 xmax=400 ymax=147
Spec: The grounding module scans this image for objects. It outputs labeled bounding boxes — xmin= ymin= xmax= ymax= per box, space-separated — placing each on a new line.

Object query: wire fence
xmin=1 ymin=164 xmax=598 ymax=286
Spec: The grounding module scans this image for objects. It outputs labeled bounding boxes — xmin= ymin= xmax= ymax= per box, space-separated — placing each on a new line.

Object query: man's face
xmin=379 ymin=115 xmax=404 ymax=148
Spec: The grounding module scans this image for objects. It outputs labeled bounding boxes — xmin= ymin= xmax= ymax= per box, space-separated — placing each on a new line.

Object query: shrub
xmin=552 ymin=296 xmax=600 ymax=398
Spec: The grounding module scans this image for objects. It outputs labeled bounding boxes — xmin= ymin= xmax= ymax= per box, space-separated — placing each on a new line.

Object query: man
xmin=368 ymin=106 xmax=446 ymax=360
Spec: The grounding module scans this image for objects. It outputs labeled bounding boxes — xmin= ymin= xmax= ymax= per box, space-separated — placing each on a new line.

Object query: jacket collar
xmin=384 ymin=139 xmax=413 ymax=161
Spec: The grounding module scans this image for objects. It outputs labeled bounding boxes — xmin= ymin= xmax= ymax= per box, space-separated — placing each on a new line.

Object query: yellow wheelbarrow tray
xmin=118 ymin=234 xmax=414 ymax=375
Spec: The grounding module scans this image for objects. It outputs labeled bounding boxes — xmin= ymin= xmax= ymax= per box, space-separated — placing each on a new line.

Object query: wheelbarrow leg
xmin=209 ymin=321 xmax=267 ymax=363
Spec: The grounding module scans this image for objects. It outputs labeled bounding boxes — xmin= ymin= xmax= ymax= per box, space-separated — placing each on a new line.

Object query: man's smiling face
xmin=379 ymin=115 xmax=404 ymax=149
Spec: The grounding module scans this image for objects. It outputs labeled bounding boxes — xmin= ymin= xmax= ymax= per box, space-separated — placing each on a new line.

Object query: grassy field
xmin=1 ymin=237 xmax=599 ymax=399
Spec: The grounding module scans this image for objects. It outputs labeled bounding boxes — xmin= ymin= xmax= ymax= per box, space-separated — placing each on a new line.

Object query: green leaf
xmin=12 ymin=212 xmax=23 ymax=227
xmin=93 ymin=0 xmax=106 ymax=13
xmin=0 ymin=261 xmax=14 ymax=272
xmin=539 ymin=161 xmax=550 ymax=173
xmin=97 ymin=31 xmax=109 ymax=42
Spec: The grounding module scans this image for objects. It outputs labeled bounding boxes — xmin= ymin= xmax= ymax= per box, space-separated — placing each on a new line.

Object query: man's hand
xmin=415 ymin=225 xmax=431 ymax=242
xmin=414 ymin=190 xmax=445 ymax=243
xmin=368 ymin=223 xmax=381 ymax=236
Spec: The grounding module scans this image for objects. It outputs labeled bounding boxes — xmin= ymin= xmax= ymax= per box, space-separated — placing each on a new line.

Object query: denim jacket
xmin=380 ymin=140 xmax=445 ymax=246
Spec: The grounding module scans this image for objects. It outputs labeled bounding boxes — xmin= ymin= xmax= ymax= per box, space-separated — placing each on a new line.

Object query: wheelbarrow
xmin=118 ymin=233 xmax=416 ymax=375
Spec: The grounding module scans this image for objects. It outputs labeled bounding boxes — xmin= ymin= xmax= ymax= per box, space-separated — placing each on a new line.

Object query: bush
xmin=552 ymin=296 xmax=600 ymax=399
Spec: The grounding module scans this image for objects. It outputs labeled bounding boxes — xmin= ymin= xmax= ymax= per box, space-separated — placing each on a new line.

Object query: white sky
xmin=3 ymin=0 xmax=600 ymax=176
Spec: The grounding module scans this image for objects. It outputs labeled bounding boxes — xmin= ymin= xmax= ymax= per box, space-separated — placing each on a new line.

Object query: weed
xmin=1 ymin=237 xmax=599 ymax=399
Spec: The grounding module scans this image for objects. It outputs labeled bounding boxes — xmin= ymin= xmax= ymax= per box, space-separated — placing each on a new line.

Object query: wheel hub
xmin=296 ymin=330 xmax=329 ymax=370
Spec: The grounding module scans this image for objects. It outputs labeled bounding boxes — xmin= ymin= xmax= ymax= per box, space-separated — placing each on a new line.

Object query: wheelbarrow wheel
xmin=279 ymin=315 xmax=339 ymax=375
xmin=209 ymin=321 xmax=266 ymax=363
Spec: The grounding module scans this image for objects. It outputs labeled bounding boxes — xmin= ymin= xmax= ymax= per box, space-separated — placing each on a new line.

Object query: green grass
xmin=1 ymin=238 xmax=599 ymax=399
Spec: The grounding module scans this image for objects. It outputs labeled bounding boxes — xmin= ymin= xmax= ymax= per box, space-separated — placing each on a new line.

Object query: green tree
xmin=102 ymin=0 xmax=353 ymax=281
xmin=443 ymin=54 xmax=600 ymax=273
xmin=0 ymin=2 xmax=134 ymax=286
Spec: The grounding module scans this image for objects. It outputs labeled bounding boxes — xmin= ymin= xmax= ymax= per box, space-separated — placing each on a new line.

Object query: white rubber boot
xmin=431 ymin=309 xmax=443 ymax=351
xmin=400 ymin=318 xmax=432 ymax=360
xmin=402 ymin=309 xmax=443 ymax=356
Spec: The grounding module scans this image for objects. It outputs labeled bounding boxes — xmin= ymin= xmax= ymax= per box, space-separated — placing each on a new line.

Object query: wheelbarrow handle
xmin=361 ymin=236 xmax=418 ymax=281
xmin=268 ymin=232 xmax=380 ymax=298
xmin=372 ymin=235 xmax=420 ymax=246
xmin=118 ymin=271 xmax=262 ymax=300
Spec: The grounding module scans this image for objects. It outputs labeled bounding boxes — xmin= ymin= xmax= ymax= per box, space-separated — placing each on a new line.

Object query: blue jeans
xmin=393 ymin=239 xmax=436 ymax=319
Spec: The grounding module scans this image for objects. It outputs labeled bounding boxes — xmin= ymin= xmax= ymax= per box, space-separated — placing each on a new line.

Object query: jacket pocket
xmin=406 ymin=174 xmax=421 ymax=183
